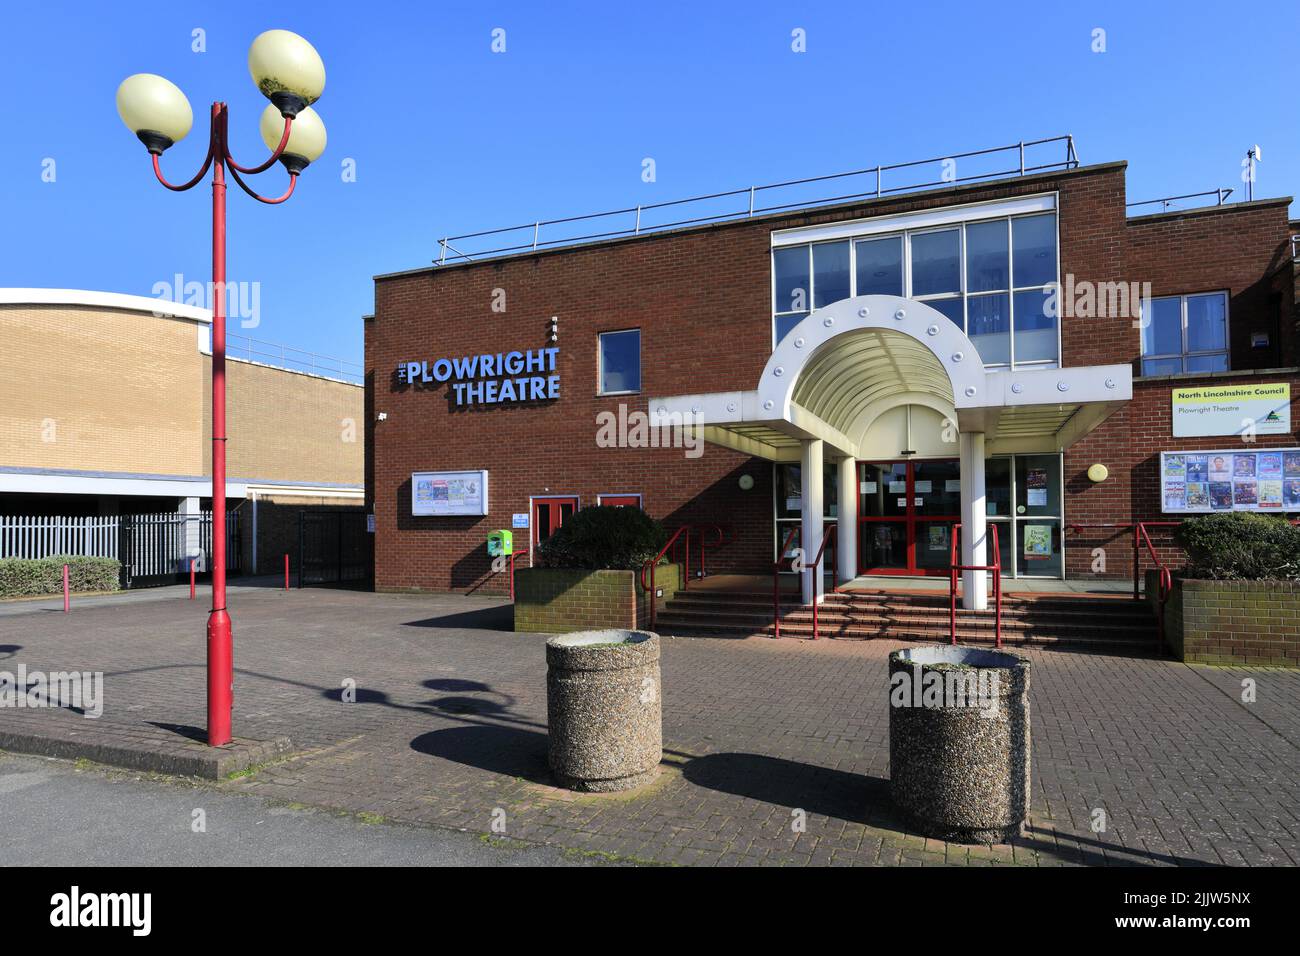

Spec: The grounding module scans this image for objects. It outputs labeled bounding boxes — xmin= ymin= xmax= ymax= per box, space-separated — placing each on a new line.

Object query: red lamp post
xmin=117 ymin=31 xmax=328 ymax=746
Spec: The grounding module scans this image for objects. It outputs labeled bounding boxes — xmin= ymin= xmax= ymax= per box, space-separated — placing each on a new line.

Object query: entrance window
xmin=858 ymin=459 xmax=960 ymax=576
xmin=985 ymin=454 xmax=1063 ymax=578
xmin=1140 ymin=292 xmax=1229 ymax=375
xmin=773 ymin=463 xmax=838 ymax=560
xmin=771 ymin=211 xmax=1059 ymax=365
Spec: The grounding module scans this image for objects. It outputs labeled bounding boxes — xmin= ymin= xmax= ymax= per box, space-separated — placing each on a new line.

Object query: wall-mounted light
xmin=738 ymin=474 xmax=755 ymax=491
xmin=1087 ymin=463 xmax=1109 ymax=483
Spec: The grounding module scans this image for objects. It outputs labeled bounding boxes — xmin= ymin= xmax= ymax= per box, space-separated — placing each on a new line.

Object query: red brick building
xmin=366 ymin=147 xmax=1299 ymax=604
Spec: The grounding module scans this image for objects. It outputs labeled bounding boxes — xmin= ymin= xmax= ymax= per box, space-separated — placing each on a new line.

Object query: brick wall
xmin=204 ymin=359 xmax=363 ymax=485
xmin=0 ymin=305 xmax=205 ymax=475
xmin=513 ymin=563 xmax=682 ymax=633
xmin=1161 ymin=578 xmax=1300 ymax=665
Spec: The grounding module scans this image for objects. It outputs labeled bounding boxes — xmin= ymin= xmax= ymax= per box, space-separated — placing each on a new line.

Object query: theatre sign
xmin=397 ymin=347 xmax=560 ymax=406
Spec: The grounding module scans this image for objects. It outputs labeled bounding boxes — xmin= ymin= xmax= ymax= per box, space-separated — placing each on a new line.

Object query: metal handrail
xmin=507 ymin=547 xmax=529 ymax=601
xmin=435 ymin=135 xmax=1079 ymax=265
xmin=948 ymin=522 xmax=1003 ymax=648
xmin=1063 ymin=521 xmax=1180 ymax=601
xmin=772 ymin=525 xmax=802 ymax=639
xmin=1126 ymin=188 xmax=1234 ymax=213
xmin=1134 ymin=522 xmax=1173 ymax=651
xmin=809 ymin=524 xmax=838 ymax=640
xmin=638 ymin=523 xmax=728 ymax=629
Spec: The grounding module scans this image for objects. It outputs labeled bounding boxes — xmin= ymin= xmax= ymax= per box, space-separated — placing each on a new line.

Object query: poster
xmin=927 ymin=524 xmax=949 ymax=552
xmin=1161 ymin=449 xmax=1300 ymax=514
xmin=1171 ymin=383 xmax=1290 ymax=437
xmin=1023 ymin=524 xmax=1052 ymax=560
xmin=1026 ymin=468 xmax=1049 ymax=507
xmin=411 ymin=470 xmax=489 ymax=516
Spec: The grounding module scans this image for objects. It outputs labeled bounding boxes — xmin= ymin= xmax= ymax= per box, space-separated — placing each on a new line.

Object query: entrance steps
xmin=653 ymin=587 xmax=1158 ymax=650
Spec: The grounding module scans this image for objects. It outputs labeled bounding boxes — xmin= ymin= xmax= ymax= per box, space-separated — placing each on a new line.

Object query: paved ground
xmin=0 ymin=752 xmax=611 ymax=866
xmin=1 ymin=585 xmax=1297 ymax=866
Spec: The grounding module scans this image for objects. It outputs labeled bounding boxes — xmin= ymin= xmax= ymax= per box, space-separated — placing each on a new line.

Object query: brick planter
xmin=514 ymin=563 xmax=682 ymax=634
xmin=1159 ymin=577 xmax=1300 ymax=666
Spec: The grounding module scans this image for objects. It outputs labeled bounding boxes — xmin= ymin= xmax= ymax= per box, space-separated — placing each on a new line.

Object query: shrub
xmin=1176 ymin=513 xmax=1300 ymax=581
xmin=536 ymin=506 xmax=668 ymax=570
xmin=0 ymin=555 xmax=121 ymax=598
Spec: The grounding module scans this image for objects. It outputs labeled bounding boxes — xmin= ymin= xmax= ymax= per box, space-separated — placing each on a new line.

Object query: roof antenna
xmin=1244 ymin=145 xmax=1262 ymax=201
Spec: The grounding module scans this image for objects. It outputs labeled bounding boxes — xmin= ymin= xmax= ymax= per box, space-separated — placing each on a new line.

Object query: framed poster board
xmin=1160 ymin=449 xmax=1300 ymax=514
xmin=411 ymin=470 xmax=489 ymax=516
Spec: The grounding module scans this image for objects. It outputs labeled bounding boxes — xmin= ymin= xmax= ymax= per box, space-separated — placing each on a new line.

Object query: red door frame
xmin=858 ymin=460 xmax=959 ymax=576
xmin=531 ymin=495 xmax=579 ymax=552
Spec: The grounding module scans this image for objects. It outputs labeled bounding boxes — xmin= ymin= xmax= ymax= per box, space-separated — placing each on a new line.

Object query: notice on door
xmin=1171 ymin=383 xmax=1290 ymax=437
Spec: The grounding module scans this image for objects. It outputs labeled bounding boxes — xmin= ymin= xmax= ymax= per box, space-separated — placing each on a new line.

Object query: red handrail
xmin=809 ymin=524 xmax=837 ymax=640
xmin=948 ymin=522 xmax=1003 ymax=648
xmin=508 ymin=548 xmax=530 ymax=601
xmin=772 ymin=525 xmax=801 ymax=639
xmin=638 ymin=523 xmax=728 ymax=629
xmin=1134 ymin=523 xmax=1172 ymax=652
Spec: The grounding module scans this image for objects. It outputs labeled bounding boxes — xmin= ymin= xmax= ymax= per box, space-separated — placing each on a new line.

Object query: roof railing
xmin=207 ymin=330 xmax=363 ymax=384
xmin=435 ymin=135 xmax=1079 ymax=265
xmin=1126 ymin=188 xmax=1234 ymax=214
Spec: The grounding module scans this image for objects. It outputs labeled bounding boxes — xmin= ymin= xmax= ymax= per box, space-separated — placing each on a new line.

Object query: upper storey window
xmin=771 ymin=205 xmax=1060 ymax=369
xmin=1140 ymin=292 xmax=1229 ymax=375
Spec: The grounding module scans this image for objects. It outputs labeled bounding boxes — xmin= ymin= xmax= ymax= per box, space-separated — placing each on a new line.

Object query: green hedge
xmin=1176 ymin=513 xmax=1300 ymax=581
xmin=0 ymin=555 xmax=121 ymax=598
xmin=537 ymin=506 xmax=668 ymax=570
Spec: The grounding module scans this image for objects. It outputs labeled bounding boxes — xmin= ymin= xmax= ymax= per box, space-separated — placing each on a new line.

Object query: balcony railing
xmin=435 ymin=135 xmax=1080 ymax=266
xmin=202 ymin=329 xmax=363 ymax=384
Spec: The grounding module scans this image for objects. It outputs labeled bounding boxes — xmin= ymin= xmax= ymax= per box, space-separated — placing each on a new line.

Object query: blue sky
xmin=0 ymin=0 xmax=1294 ymax=366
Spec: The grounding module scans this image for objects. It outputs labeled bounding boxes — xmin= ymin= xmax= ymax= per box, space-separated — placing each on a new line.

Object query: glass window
xmin=1012 ymin=289 xmax=1057 ymax=363
xmin=910 ymin=229 xmax=960 ymax=296
xmin=812 ymin=241 xmax=851 ymax=308
xmin=1011 ymin=214 xmax=1056 ymax=287
xmin=965 ymin=220 xmax=1009 ymax=292
xmin=1139 ymin=292 xmax=1229 ymax=375
xmin=1186 ymin=292 xmax=1228 ymax=353
xmin=775 ymin=464 xmax=838 ymax=520
xmin=984 ymin=458 xmax=1012 ymax=517
xmin=928 ymin=297 xmax=964 ymax=330
xmin=1141 ymin=297 xmax=1182 ymax=357
xmin=967 ymin=293 xmax=1010 ymax=365
xmin=773 ymin=246 xmax=809 ymax=314
xmin=598 ymin=329 xmax=641 ymax=394
xmin=855 ymin=236 xmax=903 ymax=295
xmin=775 ymin=312 xmax=807 ymax=346
xmin=1015 ymin=455 xmax=1061 ymax=516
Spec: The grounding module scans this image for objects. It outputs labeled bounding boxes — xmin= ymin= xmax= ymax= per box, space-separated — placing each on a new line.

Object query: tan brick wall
xmin=203 ymin=359 xmax=363 ymax=485
xmin=1161 ymin=578 xmax=1300 ymax=666
xmin=0 ymin=305 xmax=204 ymax=475
xmin=513 ymin=564 xmax=683 ymax=633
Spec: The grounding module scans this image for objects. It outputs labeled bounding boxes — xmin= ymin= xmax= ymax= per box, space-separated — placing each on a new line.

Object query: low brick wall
xmin=1160 ymin=578 xmax=1300 ymax=666
xmin=515 ymin=563 xmax=682 ymax=634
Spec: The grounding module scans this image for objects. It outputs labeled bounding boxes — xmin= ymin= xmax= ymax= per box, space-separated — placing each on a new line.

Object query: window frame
xmin=596 ymin=327 xmax=642 ymax=396
xmin=1139 ymin=291 xmax=1231 ymax=376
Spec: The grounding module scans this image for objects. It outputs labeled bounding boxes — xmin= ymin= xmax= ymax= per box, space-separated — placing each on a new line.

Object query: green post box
xmin=487 ymin=529 xmax=513 ymax=557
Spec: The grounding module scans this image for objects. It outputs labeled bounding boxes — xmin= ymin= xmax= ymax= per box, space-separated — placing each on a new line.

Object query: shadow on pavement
xmin=682 ymin=751 xmax=889 ymax=823
xmin=410 ymin=724 xmax=550 ymax=784
xmin=403 ymin=605 xmax=514 ymax=631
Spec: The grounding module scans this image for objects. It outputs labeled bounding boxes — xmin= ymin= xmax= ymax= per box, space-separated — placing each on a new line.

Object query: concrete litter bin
xmin=888 ymin=645 xmax=1031 ymax=844
xmin=546 ymin=629 xmax=662 ymax=792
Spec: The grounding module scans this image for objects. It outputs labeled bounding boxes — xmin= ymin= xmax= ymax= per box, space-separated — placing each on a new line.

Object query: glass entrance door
xmin=859 ymin=460 xmax=960 ymax=576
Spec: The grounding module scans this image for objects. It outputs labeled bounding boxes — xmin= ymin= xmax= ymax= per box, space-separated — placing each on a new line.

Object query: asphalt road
xmin=0 ymin=752 xmax=615 ymax=867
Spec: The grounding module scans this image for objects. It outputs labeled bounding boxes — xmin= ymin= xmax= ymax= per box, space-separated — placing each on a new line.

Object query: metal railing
xmin=1126 ymin=188 xmax=1234 ymax=214
xmin=638 ymin=523 xmax=728 ymax=629
xmin=948 ymin=522 xmax=1003 ymax=648
xmin=215 ymin=330 xmax=363 ymax=384
xmin=808 ymin=525 xmax=838 ymax=641
xmin=772 ymin=525 xmax=802 ymax=639
xmin=436 ymin=135 xmax=1080 ymax=265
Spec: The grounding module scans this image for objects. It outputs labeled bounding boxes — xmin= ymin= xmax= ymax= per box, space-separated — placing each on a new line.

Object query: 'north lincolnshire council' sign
xmin=1171 ymin=383 xmax=1290 ymax=438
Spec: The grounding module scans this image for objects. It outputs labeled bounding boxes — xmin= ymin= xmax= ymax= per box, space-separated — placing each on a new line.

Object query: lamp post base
xmin=206 ymin=608 xmax=233 ymax=746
